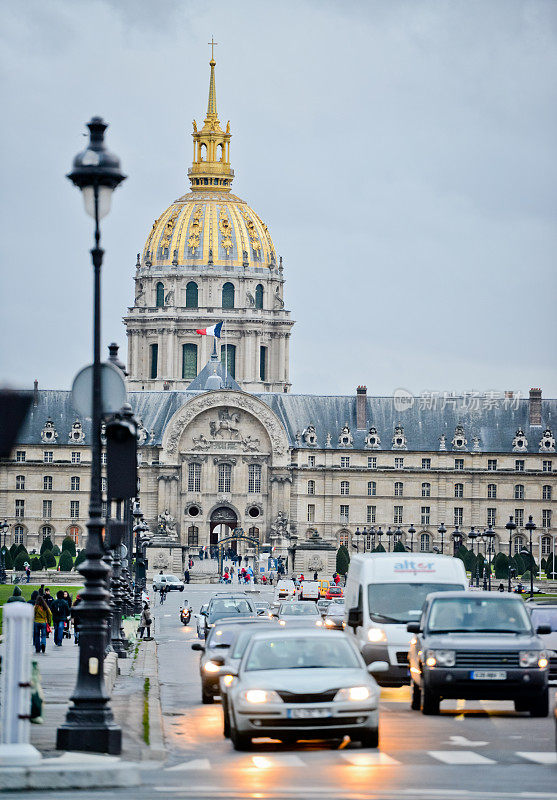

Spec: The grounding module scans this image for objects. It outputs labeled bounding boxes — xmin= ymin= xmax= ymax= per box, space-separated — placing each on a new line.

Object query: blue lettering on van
xmin=393 ymin=560 xmax=435 ymax=572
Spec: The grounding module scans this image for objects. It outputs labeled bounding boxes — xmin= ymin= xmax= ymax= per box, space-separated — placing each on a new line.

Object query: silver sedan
xmin=223 ymin=628 xmax=387 ymax=750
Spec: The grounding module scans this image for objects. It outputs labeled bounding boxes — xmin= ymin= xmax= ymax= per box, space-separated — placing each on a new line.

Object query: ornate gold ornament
xmin=188 ymin=205 xmax=203 ymax=250
xmin=241 ymin=210 xmax=261 ymax=252
xmin=218 ymin=207 xmax=233 ymax=255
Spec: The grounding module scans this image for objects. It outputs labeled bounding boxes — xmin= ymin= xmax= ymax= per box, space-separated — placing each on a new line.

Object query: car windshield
xmin=166 ymin=576 xmax=178 ymax=582
xmin=279 ymin=603 xmax=319 ymax=616
xmin=327 ymin=603 xmax=345 ymax=615
xmin=245 ymin=636 xmax=360 ymax=671
xmin=209 ymin=599 xmax=254 ymax=619
xmin=428 ymin=597 xmax=533 ymax=634
xmin=530 ymin=608 xmax=557 ymax=632
xmin=368 ymin=583 xmax=464 ymax=623
xmin=206 ymin=627 xmax=237 ymax=648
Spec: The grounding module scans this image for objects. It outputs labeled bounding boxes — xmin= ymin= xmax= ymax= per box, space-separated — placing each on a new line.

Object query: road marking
xmin=517 ymin=752 xmax=557 ymax=765
xmin=340 ymin=751 xmax=400 ymax=766
xmin=454 ymin=698 xmax=466 ymax=720
xmin=428 ymin=750 xmax=496 ymax=764
xmin=165 ymin=759 xmax=211 ymax=771
xmin=251 ymin=754 xmax=305 ymax=768
xmin=446 ymin=735 xmax=488 ymax=747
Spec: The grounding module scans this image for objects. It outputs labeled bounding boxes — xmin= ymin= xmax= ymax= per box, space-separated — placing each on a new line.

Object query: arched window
xmin=339 ymin=530 xmax=350 ymax=548
xmin=513 ymin=536 xmax=525 ymax=554
xmin=217 ymin=143 xmax=224 ymax=162
xmin=15 ymin=475 xmax=25 ymax=490
xmin=249 ymin=526 xmax=260 ymax=542
xmin=41 ymin=525 xmax=53 ymax=541
xmin=222 ymin=282 xmax=235 ymax=309
xmin=255 ymin=284 xmax=264 ymax=309
xmin=68 ymin=525 xmax=80 ymax=545
xmin=367 ymin=481 xmax=376 ymax=497
xmin=43 ymin=475 xmax=53 ymax=491
xmin=221 ymin=344 xmax=236 ymax=379
xmin=14 ymin=525 xmax=25 ymax=545
xmin=156 ymin=282 xmax=165 ymax=308
xmin=182 ymin=343 xmax=198 ymax=380
xmin=420 ymin=533 xmax=430 ymax=552
xmin=394 ymin=481 xmax=403 ymax=497
xmin=514 ymin=484 xmax=525 ymax=500
xmin=487 ymin=483 xmax=497 ymax=499
xmin=186 ymin=281 xmax=198 ymax=308
xmin=307 ymin=480 xmax=315 ymax=495
xmin=421 ymin=482 xmax=431 ymax=497
xmin=541 ymin=536 xmax=551 ymax=556
xmin=200 ymin=143 xmax=207 ymax=161
xmin=188 ymin=526 xmax=199 ymax=546
xmin=454 ymin=483 xmax=464 ymax=498
xmin=542 ymin=485 xmax=552 ymax=500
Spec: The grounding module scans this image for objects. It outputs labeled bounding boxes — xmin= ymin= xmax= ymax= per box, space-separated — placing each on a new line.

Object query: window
xmin=14 ymin=525 xmax=24 ymax=544
xmin=454 ymin=458 xmax=464 ymax=470
xmin=307 ymin=480 xmax=315 ymax=495
xmin=541 ymin=536 xmax=551 ymax=555
xmin=259 ymin=346 xmax=267 ymax=382
xmin=41 ymin=525 xmax=53 ymax=541
xmin=16 ymin=451 xmax=26 ymax=462
xmin=543 ymin=460 xmax=553 ymax=472
xmin=71 ymin=476 xmax=80 ymax=491
xmin=340 ymin=456 xmax=350 ymax=468
xmin=101 ymin=501 xmax=107 ymax=518
xmin=367 ymin=505 xmax=376 ymax=524
xmin=222 ymin=282 xmax=235 ymax=309
xmin=156 ymin=281 xmax=164 ymax=307
xmin=340 ymin=480 xmax=350 ymax=496
xmin=218 ymin=463 xmax=232 ymax=493
xmin=101 ymin=452 xmax=107 ymax=465
xmin=514 ymin=508 xmax=524 ymax=527
xmin=149 ymin=343 xmax=158 ymax=379
xmin=421 ymin=458 xmax=431 ymax=470
xmin=42 ymin=475 xmax=52 ymax=491
xmin=454 ymin=507 xmax=463 ymax=527
xmin=542 ymin=509 xmax=552 ymax=529
xmin=513 ymin=536 xmax=524 ymax=555
xmin=542 ymin=485 xmax=552 ymax=500
xmin=71 ymin=451 xmax=81 ymax=464
xmin=395 ymin=457 xmax=404 ymax=469
xmin=185 ymin=281 xmax=198 ymax=308
xmin=43 ymin=451 xmax=53 ymax=463
xmin=421 ymin=482 xmax=431 ymax=497
xmin=488 ymin=459 xmax=497 ymax=471
xmin=420 ymin=533 xmax=430 ymax=552
xmin=394 ymin=481 xmax=403 ymax=497
xmin=307 ymin=504 xmax=315 ymax=523
xmin=421 ymin=506 xmax=430 ymax=525
xmin=514 ymin=484 xmax=524 ymax=500
xmin=42 ymin=500 xmax=52 ymax=519
xmin=70 ymin=501 xmax=80 ymax=519
xmin=69 ymin=526 xmax=79 ymax=545
xmin=368 ymin=456 xmax=377 ymax=469
xmin=248 ymin=464 xmax=261 ymax=493
xmin=487 ymin=483 xmax=497 ymax=499
xmin=101 ymin=477 xmax=107 ymax=493
xmin=367 ymin=481 xmax=376 ymax=496
xmin=339 ymin=530 xmax=349 ymax=548
xmin=15 ymin=475 xmax=25 ymax=490
xmin=454 ymin=483 xmax=464 ymax=498
xmin=188 ymin=526 xmax=199 ymax=546
xmin=515 ymin=459 xmax=525 ymax=472
xmin=188 ymin=463 xmax=201 ymax=492
xmin=487 ymin=508 xmax=496 ymax=526
xmin=182 ymin=343 xmax=198 ymax=380
xmin=255 ymin=284 xmax=264 ymax=309
xmin=308 ymin=455 xmax=315 ymax=467
xmin=15 ymin=499 xmax=24 ymax=518
xmin=221 ymin=343 xmax=236 ymax=379
xmin=340 ymin=505 xmax=349 ymax=523
xmin=394 ymin=506 xmax=403 ymax=524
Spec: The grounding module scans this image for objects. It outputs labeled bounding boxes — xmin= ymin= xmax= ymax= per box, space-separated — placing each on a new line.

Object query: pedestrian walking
xmin=33 ymin=596 xmax=52 ymax=654
xmin=313 ymin=571 xmax=318 ymax=581
xmin=50 ymin=591 xmax=71 ymax=646
xmin=43 ymin=587 xmax=54 ymax=607
xmin=138 ymin=602 xmax=152 ymax=639
xmin=159 ymin=585 xmax=167 ymax=604
xmin=184 ymin=568 xmax=190 ymax=584
xmin=7 ymin=586 xmax=27 ymax=603
xmin=25 ymin=565 xmax=31 ymax=583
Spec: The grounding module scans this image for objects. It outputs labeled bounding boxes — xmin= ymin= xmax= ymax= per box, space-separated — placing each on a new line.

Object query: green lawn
xmin=0 ymin=584 xmax=83 ymax=635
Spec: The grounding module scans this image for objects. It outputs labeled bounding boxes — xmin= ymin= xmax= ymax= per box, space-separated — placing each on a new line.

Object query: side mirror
xmin=347 ymin=607 xmax=363 ymax=628
xmin=367 ymin=660 xmax=389 ymax=674
xmin=218 ymin=666 xmax=238 ymax=677
xmin=211 ymin=654 xmax=226 ymax=666
xmin=536 ymin=624 xmax=552 ymax=635
xmin=191 ymin=642 xmax=205 ymax=652
xmin=406 ymin=622 xmax=421 ymax=633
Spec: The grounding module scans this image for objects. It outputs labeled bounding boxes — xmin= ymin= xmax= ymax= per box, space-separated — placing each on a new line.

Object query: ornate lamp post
xmin=394 ymin=526 xmax=403 ymax=549
xmin=506 ymin=515 xmax=517 ymax=593
xmin=452 ymin=525 xmax=463 ymax=557
xmin=57 ymin=118 xmax=125 ymax=755
xmin=468 ymin=526 xmax=479 ymax=587
xmin=376 ymin=526 xmax=384 ymax=550
xmin=408 ymin=523 xmax=416 ymax=553
xmin=0 ymin=519 xmax=9 ymax=584
xmin=437 ymin=522 xmax=446 ymax=555
xmin=386 ymin=527 xmax=394 ymax=552
xmin=354 ymin=527 xmax=362 ymax=553
xmin=483 ymin=524 xmax=496 ymax=591
xmin=132 ymin=502 xmax=150 ymax=614
xmin=524 ymin=515 xmax=537 ymax=599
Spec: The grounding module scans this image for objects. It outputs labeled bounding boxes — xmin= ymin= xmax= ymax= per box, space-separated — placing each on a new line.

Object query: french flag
xmin=195 ymin=321 xmax=223 ymax=338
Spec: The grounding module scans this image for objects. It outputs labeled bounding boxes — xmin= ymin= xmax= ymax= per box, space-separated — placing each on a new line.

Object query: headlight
xmin=425 ymin=649 xmax=455 ymax=667
xmin=315 ymin=619 xmax=323 ymax=627
xmin=519 ymin=650 xmax=545 ymax=668
xmin=324 ymin=618 xmax=336 ymax=627
xmin=243 ymin=689 xmax=282 ymax=704
xmin=222 ymin=674 xmax=234 ymax=687
xmin=334 ymin=686 xmax=372 ymax=702
xmin=368 ymin=628 xmax=387 ymax=643
xmin=204 ymin=661 xmax=221 ymax=673
xmin=278 ymin=620 xmax=286 ymax=626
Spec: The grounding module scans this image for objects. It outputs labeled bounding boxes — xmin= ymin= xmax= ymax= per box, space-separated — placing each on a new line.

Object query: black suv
xmin=408 ymin=591 xmax=550 ymax=716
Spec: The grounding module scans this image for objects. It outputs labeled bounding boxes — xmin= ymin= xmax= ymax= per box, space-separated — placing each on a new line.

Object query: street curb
xmin=0 ymin=760 xmax=140 ymax=791
xmin=105 ymin=650 xmax=119 ymax=694
xmin=143 ymin=639 xmax=165 ymax=761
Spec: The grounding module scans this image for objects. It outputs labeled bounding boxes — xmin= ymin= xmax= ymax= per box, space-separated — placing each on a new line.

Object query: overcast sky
xmin=1 ymin=0 xmax=556 ymax=399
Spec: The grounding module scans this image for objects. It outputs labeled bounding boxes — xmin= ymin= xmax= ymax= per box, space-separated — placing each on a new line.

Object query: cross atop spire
xmin=206 ymin=38 xmax=218 ymax=118
xmin=208 ymin=36 xmax=218 ymax=63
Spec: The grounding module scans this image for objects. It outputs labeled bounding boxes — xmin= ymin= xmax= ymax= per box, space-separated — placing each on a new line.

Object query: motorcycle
xmin=179 ymin=605 xmax=192 ymax=625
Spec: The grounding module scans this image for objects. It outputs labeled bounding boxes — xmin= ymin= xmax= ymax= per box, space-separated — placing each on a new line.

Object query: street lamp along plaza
xmin=57 ymin=118 xmax=126 ymax=755
xmin=506 ymin=515 xmax=517 ymax=593
xmin=0 ymin=518 xmax=9 ymax=584
xmin=524 ymin=515 xmax=537 ymax=599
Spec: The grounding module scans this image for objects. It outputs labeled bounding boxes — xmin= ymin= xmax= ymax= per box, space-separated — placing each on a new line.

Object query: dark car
xmin=408 ymin=591 xmax=550 ymax=716
xmin=200 ymin=593 xmax=257 ymax=638
xmin=323 ymin=601 xmax=345 ymax=630
xmin=526 ymin=601 xmax=557 ymax=682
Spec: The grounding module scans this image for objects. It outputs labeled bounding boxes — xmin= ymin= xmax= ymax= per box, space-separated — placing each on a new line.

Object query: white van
xmin=299 ymin=580 xmax=319 ymax=601
xmin=275 ymin=579 xmax=296 ymax=600
xmin=344 ymin=553 xmax=467 ymax=686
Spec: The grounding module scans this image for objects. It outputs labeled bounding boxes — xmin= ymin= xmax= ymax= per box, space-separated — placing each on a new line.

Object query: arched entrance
xmin=210 ymin=506 xmax=238 ymax=548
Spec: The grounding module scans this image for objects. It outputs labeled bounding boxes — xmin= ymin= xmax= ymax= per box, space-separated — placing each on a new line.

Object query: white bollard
xmin=0 ymin=601 xmax=41 ymax=765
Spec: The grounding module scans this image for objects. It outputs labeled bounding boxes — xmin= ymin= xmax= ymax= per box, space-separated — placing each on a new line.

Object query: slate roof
xmin=11 ymin=390 xmax=557 ymax=454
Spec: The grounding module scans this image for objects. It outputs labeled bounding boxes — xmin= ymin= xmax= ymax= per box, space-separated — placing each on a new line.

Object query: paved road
xmin=5 ymin=585 xmax=557 ymax=800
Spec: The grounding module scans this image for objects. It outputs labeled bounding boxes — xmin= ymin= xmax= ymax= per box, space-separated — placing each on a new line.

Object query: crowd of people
xmin=6 ymin=583 xmax=80 ymax=654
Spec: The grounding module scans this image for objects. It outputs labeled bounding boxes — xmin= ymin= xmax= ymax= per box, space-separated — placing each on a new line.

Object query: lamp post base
xmin=56 ymin=722 xmax=121 ymax=755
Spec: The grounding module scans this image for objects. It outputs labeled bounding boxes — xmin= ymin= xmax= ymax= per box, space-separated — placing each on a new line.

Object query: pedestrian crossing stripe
xmin=517 ymin=752 xmax=557 ymax=765
xmin=340 ymin=752 xmax=400 ymax=766
xmin=428 ymin=750 xmax=496 ymax=764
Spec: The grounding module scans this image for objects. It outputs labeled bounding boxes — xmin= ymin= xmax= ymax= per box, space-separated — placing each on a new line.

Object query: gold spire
xmin=188 ymin=45 xmax=234 ymax=192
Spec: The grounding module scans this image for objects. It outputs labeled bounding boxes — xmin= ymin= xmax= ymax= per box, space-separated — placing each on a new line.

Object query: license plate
xmin=470 ymin=670 xmax=507 ymax=680
xmin=287 ymin=707 xmax=332 ymax=719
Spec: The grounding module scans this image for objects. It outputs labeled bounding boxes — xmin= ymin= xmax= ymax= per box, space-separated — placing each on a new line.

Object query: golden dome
xmin=141 ymin=51 xmax=277 ymax=271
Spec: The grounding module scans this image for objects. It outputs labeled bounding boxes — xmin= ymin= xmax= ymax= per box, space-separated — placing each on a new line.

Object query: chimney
xmin=529 ymin=388 xmax=542 ymax=426
xmin=33 ymin=379 xmax=39 ymax=407
xmin=356 ymin=385 xmax=367 ymax=430
xmin=107 ymin=342 xmax=128 ymax=376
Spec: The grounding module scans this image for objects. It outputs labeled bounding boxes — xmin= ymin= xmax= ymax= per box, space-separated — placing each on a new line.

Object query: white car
xmin=152 ymin=574 xmax=185 ymax=592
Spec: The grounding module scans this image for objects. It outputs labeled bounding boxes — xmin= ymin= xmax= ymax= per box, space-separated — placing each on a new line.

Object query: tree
xmin=42 ymin=550 xmax=57 ymax=569
xmin=455 ymin=545 xmax=468 ymax=564
xmin=463 ymin=550 xmax=476 ymax=574
xmin=2 ymin=548 xmax=13 ymax=570
xmin=512 ymin=553 xmax=525 ymax=575
xmin=40 ymin=537 xmax=54 ymax=555
xmin=74 ymin=549 xmax=87 ymax=569
xmin=493 ymin=552 xmax=509 ymax=579
xmin=14 ymin=544 xmax=27 ymax=557
xmin=61 ymin=537 xmax=76 ymax=557
xmin=58 ymin=550 xmax=74 ymax=572
xmin=374 ymin=543 xmax=386 ymax=553
xmin=14 ymin=551 xmax=29 ymax=571
xmin=521 ymin=570 xmax=532 ymax=583
xmin=336 ymin=545 xmax=350 ymax=575
xmin=394 ymin=540 xmax=406 ymax=553
xmin=30 ymin=556 xmax=42 ymax=571
xmin=52 ymin=544 xmax=61 ymax=556
xmin=9 ymin=543 xmax=18 ymax=559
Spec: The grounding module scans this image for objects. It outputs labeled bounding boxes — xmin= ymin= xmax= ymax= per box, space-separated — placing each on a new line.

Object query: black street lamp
xmin=0 ymin=519 xmax=9 ymax=584
xmin=57 ymin=118 xmax=125 ymax=755
xmin=394 ymin=526 xmax=403 ymax=549
xmin=525 ymin=515 xmax=537 ymax=599
xmin=484 ymin=524 xmax=496 ymax=591
xmin=437 ymin=522 xmax=446 ymax=554
xmin=468 ymin=526 xmax=479 ymax=587
xmin=133 ymin=501 xmax=150 ymax=613
xmin=376 ymin=526 xmax=384 ymax=550
xmin=452 ymin=525 xmax=463 ymax=556
xmin=386 ymin=526 xmax=394 ymax=552
xmin=408 ymin=523 xmax=416 ymax=553
xmin=506 ymin=515 xmax=517 ymax=593
xmin=354 ymin=526 xmax=362 ymax=553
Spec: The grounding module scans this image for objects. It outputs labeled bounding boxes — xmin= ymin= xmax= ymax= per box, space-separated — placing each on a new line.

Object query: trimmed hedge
xmin=61 ymin=537 xmax=76 ymax=557
xmin=336 ymin=545 xmax=350 ymax=575
xmin=58 ymin=550 xmax=74 ymax=571
xmin=42 ymin=550 xmax=57 ymax=568
xmin=40 ymin=537 xmax=54 ymax=554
